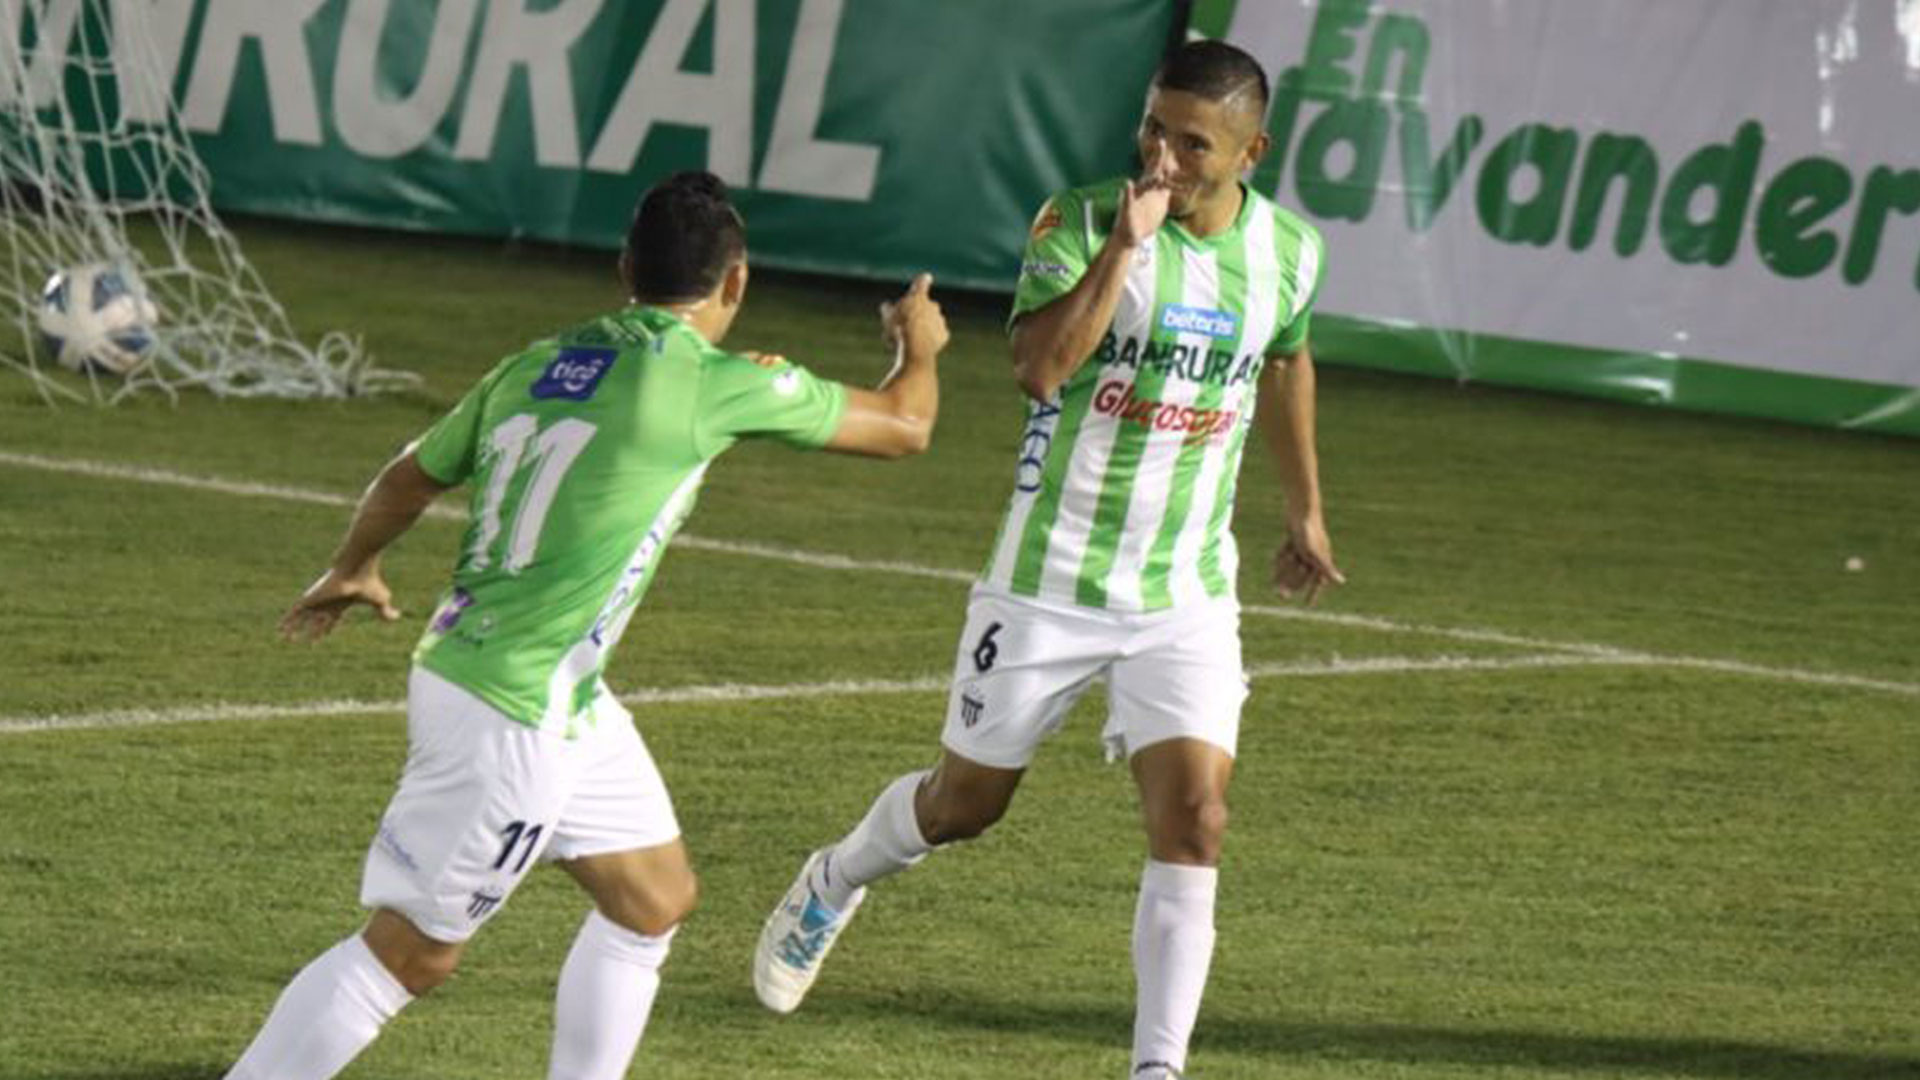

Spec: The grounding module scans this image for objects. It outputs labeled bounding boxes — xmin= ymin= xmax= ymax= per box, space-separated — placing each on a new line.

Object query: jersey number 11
xmin=470 ymin=414 xmax=598 ymax=573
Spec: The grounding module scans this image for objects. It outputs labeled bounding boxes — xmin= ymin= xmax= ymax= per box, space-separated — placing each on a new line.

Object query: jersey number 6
xmin=972 ymin=621 xmax=1005 ymax=673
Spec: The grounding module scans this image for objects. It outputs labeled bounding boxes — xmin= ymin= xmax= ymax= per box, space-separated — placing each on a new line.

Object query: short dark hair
xmin=1153 ymin=39 xmax=1269 ymax=112
xmin=622 ymin=170 xmax=746 ymax=302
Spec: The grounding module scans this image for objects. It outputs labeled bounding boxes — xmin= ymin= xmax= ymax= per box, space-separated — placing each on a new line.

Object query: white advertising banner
xmin=1215 ymin=0 xmax=1920 ymax=432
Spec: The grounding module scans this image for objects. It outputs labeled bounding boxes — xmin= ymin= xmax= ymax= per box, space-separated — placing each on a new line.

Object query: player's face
xmin=1137 ymin=87 xmax=1267 ymax=222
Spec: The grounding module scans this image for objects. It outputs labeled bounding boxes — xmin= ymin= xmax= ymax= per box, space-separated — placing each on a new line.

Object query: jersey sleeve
xmin=1008 ymin=190 xmax=1093 ymax=326
xmin=1269 ymin=224 xmax=1326 ymax=356
xmin=695 ymin=351 xmax=849 ymax=456
xmin=412 ymin=362 xmax=506 ymax=485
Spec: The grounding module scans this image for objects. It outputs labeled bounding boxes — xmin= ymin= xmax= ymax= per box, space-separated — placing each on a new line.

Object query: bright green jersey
xmin=410 ymin=306 xmax=846 ymax=735
xmin=983 ymin=179 xmax=1324 ymax=612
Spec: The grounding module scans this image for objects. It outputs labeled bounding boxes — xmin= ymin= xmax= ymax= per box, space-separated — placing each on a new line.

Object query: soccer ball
xmin=36 ymin=262 xmax=161 ymax=375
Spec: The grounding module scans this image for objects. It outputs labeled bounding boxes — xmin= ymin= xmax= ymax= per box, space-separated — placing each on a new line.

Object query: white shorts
xmin=360 ymin=667 xmax=681 ymax=943
xmin=940 ymin=585 xmax=1247 ymax=769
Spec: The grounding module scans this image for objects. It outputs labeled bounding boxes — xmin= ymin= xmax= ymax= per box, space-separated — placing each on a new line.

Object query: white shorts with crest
xmin=359 ymin=667 xmax=680 ymax=943
xmin=940 ymin=585 xmax=1247 ymax=769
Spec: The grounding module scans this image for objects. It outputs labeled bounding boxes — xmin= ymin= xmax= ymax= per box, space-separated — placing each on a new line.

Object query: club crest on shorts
xmin=467 ymin=888 xmax=504 ymax=920
xmin=959 ymin=681 xmax=986 ymax=727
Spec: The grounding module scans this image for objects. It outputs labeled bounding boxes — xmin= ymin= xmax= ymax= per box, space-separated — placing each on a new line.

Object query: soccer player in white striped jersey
xmin=754 ymin=41 xmax=1342 ymax=1080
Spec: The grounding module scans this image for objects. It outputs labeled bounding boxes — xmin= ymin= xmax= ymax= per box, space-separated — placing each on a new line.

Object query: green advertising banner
xmin=1200 ymin=0 xmax=1920 ymax=436
xmin=111 ymin=0 xmax=1176 ymax=293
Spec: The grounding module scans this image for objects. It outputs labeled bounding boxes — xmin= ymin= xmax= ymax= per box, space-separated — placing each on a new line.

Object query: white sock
xmin=224 ymin=933 xmax=414 ymax=1080
xmin=811 ymin=770 xmax=933 ymax=910
xmin=549 ymin=911 xmax=674 ymax=1080
xmin=1131 ymin=859 xmax=1219 ymax=1076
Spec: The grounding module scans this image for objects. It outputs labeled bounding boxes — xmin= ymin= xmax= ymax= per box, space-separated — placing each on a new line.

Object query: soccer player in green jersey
xmin=222 ymin=171 xmax=949 ymax=1080
xmin=754 ymin=42 xmax=1341 ymax=1079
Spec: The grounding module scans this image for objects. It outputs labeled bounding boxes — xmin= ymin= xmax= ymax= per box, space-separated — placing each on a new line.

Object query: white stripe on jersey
xmin=982 ymin=396 xmax=1056 ymax=592
xmin=981 ymin=194 xmax=1105 ymax=595
xmin=1100 ymin=245 xmax=1220 ymax=610
xmin=540 ymin=465 xmax=708 ymax=733
xmin=1033 ymin=239 xmax=1159 ymax=601
xmin=1288 ymin=226 xmax=1321 ymax=324
xmin=1168 ymin=202 xmax=1282 ymax=605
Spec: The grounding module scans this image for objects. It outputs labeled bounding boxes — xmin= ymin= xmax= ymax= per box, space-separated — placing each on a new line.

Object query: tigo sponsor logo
xmin=533 ymin=348 xmax=617 ymax=400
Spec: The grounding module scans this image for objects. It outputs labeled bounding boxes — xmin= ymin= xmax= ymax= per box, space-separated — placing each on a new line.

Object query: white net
xmin=0 ymin=0 xmax=416 ymax=404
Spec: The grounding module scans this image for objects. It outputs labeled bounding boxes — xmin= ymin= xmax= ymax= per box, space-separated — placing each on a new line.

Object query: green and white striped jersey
xmin=982 ymin=179 xmax=1323 ymax=612
xmin=410 ymin=307 xmax=845 ymax=736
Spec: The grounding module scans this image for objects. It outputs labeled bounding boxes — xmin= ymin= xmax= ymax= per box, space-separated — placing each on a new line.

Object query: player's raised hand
xmin=1116 ymin=160 xmax=1174 ymax=248
xmin=1273 ymin=514 xmax=1345 ymax=606
xmin=880 ymin=273 xmax=950 ymax=357
xmin=279 ymin=565 xmax=401 ymax=642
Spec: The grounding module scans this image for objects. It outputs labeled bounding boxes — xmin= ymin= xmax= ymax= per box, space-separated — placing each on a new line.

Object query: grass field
xmin=1 ymin=218 xmax=1916 ymax=1080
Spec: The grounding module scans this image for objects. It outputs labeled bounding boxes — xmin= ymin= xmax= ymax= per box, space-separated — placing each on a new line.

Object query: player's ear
xmin=1240 ymin=130 xmax=1270 ymax=176
xmin=617 ymin=248 xmax=636 ymax=300
xmin=721 ymin=258 xmax=749 ymax=308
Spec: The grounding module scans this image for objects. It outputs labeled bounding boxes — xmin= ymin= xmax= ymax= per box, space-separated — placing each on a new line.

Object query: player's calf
xmin=914 ymin=752 xmax=1023 ymax=843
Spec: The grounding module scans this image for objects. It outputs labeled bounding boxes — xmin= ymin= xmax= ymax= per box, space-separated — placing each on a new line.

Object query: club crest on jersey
xmin=1029 ymin=201 xmax=1062 ymax=240
xmin=532 ymin=347 xmax=617 ymax=400
xmin=1159 ymin=305 xmax=1238 ymax=339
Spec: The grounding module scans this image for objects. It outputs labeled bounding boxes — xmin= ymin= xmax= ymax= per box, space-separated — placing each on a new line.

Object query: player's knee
xmin=400 ymin=947 xmax=462 ymax=995
xmin=362 ymin=911 xmax=463 ymax=996
xmin=372 ymin=938 xmax=462 ymax=996
xmin=603 ymin=870 xmax=699 ymax=937
xmin=1152 ymin=794 xmax=1229 ymax=865
xmin=647 ymin=870 xmax=700 ymax=933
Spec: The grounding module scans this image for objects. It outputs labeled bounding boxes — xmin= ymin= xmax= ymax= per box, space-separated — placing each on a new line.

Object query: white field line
xmin=0 ymin=677 xmax=938 ymax=736
xmin=0 ymin=653 xmax=1668 ymax=736
xmin=5 ymin=451 xmax=1918 ymax=704
xmin=6 ymin=651 xmax=1916 ymax=737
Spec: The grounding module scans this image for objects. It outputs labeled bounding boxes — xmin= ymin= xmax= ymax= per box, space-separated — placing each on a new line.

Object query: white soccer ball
xmin=35 ymin=262 xmax=161 ymax=375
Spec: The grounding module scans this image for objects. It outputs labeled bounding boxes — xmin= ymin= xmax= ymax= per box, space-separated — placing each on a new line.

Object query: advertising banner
xmin=1205 ymin=0 xmax=1920 ymax=435
xmin=7 ymin=0 xmax=1175 ymax=292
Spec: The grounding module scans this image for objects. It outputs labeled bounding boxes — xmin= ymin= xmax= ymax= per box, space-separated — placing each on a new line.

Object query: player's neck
xmin=640 ymin=297 xmax=722 ymax=342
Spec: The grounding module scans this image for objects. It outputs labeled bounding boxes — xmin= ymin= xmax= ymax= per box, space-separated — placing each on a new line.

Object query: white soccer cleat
xmin=753 ymin=849 xmax=865 ymax=1013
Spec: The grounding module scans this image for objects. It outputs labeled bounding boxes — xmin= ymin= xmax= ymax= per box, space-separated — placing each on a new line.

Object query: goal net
xmin=0 ymin=0 xmax=415 ymax=404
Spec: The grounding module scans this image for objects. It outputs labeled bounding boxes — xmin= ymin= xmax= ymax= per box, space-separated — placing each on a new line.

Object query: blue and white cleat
xmin=753 ymin=849 xmax=865 ymax=1013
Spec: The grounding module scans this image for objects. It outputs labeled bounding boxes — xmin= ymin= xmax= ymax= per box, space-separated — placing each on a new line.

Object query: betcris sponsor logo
xmin=532 ymin=347 xmax=617 ymax=401
xmin=1158 ymin=304 xmax=1238 ymax=339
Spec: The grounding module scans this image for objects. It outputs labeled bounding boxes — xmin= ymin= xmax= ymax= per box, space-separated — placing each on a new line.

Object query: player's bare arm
xmin=1256 ymin=347 xmax=1344 ymax=605
xmin=280 ymin=449 xmax=455 ymax=641
xmin=1010 ymin=169 xmax=1173 ymax=402
xmin=826 ymin=273 xmax=950 ymax=459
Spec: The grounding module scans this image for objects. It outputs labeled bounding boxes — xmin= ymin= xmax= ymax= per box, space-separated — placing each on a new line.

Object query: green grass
xmin=0 ymin=217 xmax=1915 ymax=1079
